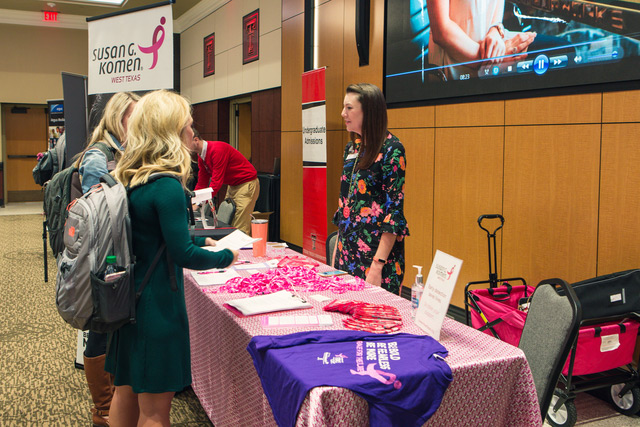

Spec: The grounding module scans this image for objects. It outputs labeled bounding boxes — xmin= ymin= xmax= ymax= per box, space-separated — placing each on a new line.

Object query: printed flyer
xmin=415 ymin=250 xmax=463 ymax=340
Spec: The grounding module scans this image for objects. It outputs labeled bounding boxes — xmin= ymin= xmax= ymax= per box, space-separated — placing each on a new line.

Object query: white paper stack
xmin=226 ymin=290 xmax=312 ymax=316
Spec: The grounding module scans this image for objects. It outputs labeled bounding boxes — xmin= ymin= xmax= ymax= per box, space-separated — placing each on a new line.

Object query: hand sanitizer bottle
xmin=411 ymin=265 xmax=424 ymax=319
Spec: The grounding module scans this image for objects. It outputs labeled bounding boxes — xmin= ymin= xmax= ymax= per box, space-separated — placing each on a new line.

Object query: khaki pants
xmin=226 ymin=178 xmax=260 ymax=235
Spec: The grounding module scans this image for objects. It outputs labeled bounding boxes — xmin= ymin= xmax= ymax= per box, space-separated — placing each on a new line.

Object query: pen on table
xmin=234 ymin=260 xmax=251 ymax=265
xmin=198 ymin=270 xmax=227 ymax=274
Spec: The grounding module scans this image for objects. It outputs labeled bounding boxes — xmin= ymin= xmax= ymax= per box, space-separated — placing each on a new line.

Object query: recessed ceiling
xmin=0 ymin=0 xmax=202 ymax=19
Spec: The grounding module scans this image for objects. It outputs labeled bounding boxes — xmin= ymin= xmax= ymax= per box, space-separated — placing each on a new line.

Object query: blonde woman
xmin=76 ymin=91 xmax=140 ymax=427
xmin=78 ymin=92 xmax=139 ymax=193
xmin=106 ymin=90 xmax=238 ymax=426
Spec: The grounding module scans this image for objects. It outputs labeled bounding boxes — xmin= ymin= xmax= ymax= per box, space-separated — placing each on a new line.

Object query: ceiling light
xmin=39 ymin=0 xmax=129 ymax=7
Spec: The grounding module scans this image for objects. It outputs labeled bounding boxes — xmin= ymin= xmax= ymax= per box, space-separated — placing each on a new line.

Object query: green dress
xmin=105 ymin=177 xmax=233 ymax=393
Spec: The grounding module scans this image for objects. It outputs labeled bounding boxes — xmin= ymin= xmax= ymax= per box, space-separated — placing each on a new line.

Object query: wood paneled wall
xmin=280 ymin=0 xmax=640 ymax=307
xmin=192 ymin=87 xmax=281 ymax=175
xmin=281 ymin=7 xmax=304 ymax=243
xmin=251 ymin=88 xmax=282 ymax=173
xmin=192 ymin=99 xmax=229 ymax=143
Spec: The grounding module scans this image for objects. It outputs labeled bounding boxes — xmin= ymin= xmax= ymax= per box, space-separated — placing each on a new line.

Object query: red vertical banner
xmin=243 ymin=9 xmax=260 ymax=64
xmin=203 ymin=32 xmax=215 ymax=77
xmin=302 ymin=68 xmax=327 ymax=262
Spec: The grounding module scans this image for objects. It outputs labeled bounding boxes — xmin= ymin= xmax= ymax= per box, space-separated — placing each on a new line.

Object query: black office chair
xmin=326 ymin=231 xmax=338 ymax=267
xmin=216 ymin=198 xmax=236 ymax=226
xmin=518 ymin=278 xmax=582 ymax=423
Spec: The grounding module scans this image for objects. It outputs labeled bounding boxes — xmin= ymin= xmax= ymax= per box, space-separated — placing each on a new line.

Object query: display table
xmin=184 ymin=250 xmax=541 ymax=426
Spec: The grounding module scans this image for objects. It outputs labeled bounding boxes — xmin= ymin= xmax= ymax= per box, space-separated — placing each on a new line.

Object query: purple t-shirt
xmin=247 ymin=330 xmax=452 ymax=427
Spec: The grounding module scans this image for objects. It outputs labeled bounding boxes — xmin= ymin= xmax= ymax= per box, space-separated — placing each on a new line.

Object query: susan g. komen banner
xmin=302 ymin=68 xmax=327 ymax=262
xmin=87 ymin=3 xmax=173 ymax=95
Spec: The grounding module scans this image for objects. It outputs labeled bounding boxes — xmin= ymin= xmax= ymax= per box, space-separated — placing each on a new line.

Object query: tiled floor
xmin=0 ymin=201 xmax=42 ymax=216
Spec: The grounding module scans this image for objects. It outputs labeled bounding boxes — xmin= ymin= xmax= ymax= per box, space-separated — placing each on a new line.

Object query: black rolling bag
xmin=569 ymin=269 xmax=640 ymax=320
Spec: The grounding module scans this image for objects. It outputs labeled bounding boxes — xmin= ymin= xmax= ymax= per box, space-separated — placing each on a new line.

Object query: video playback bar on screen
xmin=476 ymin=47 xmax=623 ymax=79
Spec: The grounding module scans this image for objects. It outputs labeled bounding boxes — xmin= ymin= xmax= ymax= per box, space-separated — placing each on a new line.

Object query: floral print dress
xmin=332 ymin=132 xmax=409 ymax=294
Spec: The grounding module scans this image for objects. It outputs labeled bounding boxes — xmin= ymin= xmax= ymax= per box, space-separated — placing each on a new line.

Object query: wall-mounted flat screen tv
xmin=384 ymin=0 xmax=640 ymax=105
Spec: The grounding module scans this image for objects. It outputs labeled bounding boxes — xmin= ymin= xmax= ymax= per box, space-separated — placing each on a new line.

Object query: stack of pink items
xmin=324 ymin=300 xmax=403 ymax=334
xmin=277 ymin=256 xmax=320 ymax=269
xmin=202 ymin=266 xmax=366 ymax=297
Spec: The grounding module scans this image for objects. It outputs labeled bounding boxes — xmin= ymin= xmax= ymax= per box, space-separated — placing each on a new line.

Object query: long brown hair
xmin=346 ymin=83 xmax=388 ymax=170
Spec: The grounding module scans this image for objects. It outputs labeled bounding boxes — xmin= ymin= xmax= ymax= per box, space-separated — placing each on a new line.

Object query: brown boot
xmin=84 ymin=354 xmax=114 ymax=427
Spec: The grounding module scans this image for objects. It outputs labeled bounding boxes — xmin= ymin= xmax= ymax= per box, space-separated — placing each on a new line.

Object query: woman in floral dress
xmin=332 ymin=83 xmax=409 ymax=295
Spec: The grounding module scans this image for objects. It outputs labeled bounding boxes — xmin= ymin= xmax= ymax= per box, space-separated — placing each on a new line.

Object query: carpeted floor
xmin=0 ymin=214 xmax=212 ymax=426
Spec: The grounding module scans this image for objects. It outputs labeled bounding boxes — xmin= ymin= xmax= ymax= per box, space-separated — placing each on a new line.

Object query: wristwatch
xmin=373 ymin=257 xmax=387 ymax=264
xmin=490 ymin=23 xmax=505 ymax=39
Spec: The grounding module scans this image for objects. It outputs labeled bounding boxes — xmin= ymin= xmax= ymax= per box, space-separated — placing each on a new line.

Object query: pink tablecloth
xmin=184 ymin=250 xmax=542 ymax=427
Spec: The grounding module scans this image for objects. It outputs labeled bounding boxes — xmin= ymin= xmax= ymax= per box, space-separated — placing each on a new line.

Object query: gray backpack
xmin=43 ymin=141 xmax=115 ymax=258
xmin=55 ymin=173 xmax=175 ymax=333
xmin=33 ymin=133 xmax=67 ymax=186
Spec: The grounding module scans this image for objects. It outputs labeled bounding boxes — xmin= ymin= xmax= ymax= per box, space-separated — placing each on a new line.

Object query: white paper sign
xmin=75 ymin=330 xmax=89 ymax=367
xmin=415 ymin=250 xmax=463 ymax=340
xmin=88 ymin=4 xmax=173 ymax=94
xmin=191 ymin=187 xmax=213 ymax=204
xmin=302 ymin=104 xmax=327 ymax=163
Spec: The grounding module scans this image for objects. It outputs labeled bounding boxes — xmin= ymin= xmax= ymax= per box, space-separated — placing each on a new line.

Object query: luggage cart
xmin=464 ymin=214 xmax=530 ymax=346
xmin=546 ymin=270 xmax=640 ymax=427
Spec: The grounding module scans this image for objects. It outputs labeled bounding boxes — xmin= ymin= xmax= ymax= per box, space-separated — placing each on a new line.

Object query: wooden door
xmin=238 ymin=102 xmax=252 ymax=160
xmin=3 ymin=105 xmax=47 ymax=202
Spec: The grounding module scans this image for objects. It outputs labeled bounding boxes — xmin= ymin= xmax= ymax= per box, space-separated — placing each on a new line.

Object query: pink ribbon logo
xmin=350 ymin=363 xmax=402 ymax=389
xmin=138 ymin=17 xmax=166 ymax=70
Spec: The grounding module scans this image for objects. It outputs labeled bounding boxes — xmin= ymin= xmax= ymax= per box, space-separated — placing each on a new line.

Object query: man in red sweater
xmin=189 ymin=129 xmax=259 ymax=234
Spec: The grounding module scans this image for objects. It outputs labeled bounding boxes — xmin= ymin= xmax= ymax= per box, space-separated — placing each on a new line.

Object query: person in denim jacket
xmin=75 ymin=91 xmax=140 ymax=427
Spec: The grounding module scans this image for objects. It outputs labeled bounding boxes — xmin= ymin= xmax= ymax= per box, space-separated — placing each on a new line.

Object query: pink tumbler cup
xmin=251 ymin=219 xmax=268 ymax=257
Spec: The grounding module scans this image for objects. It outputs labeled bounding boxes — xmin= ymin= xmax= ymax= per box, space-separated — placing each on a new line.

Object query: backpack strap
xmin=99 ymin=174 xmax=124 ymax=262
xmin=91 ymin=140 xmax=117 ymax=162
xmin=51 ymin=150 xmax=59 ymax=175
xmin=136 ymin=243 xmax=169 ymax=301
xmin=165 ymin=251 xmax=178 ymax=292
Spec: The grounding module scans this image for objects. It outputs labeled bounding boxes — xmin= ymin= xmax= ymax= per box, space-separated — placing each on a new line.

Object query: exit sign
xmin=44 ymin=11 xmax=58 ymax=22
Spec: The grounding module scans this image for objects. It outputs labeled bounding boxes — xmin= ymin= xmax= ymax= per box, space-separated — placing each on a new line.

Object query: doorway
xmin=230 ymin=97 xmax=252 ymax=161
xmin=2 ymin=105 xmax=48 ymax=203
